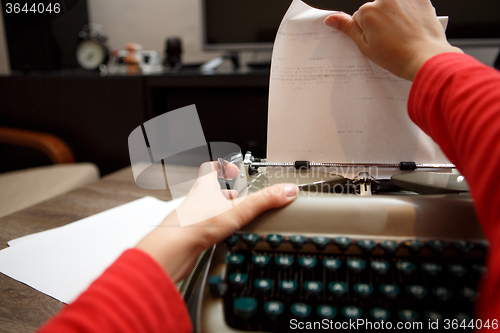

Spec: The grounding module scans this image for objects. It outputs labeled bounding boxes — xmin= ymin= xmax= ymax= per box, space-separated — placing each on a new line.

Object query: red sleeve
xmin=37 ymin=249 xmax=192 ymax=333
xmin=408 ymin=53 xmax=500 ymax=324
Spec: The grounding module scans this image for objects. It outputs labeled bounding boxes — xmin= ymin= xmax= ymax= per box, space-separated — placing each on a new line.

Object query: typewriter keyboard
xmin=209 ymin=233 xmax=487 ymax=332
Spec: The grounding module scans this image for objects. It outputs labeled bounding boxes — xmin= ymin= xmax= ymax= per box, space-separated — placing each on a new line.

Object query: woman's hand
xmin=325 ymin=0 xmax=462 ymax=81
xmin=136 ymin=161 xmax=299 ymax=282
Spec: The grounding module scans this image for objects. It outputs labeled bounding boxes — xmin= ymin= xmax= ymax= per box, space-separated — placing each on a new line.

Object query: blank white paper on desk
xmin=0 ymin=196 xmax=184 ymax=304
xmin=267 ymin=0 xmax=450 ymax=166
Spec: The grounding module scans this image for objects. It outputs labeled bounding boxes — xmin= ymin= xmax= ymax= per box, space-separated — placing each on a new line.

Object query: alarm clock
xmin=76 ymin=24 xmax=110 ymax=71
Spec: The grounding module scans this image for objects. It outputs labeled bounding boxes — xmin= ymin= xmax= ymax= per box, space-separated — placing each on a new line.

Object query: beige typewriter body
xmin=193 ymin=163 xmax=483 ymax=333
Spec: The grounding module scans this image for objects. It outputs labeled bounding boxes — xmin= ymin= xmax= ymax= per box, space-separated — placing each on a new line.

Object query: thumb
xmin=228 ymin=183 xmax=299 ymax=229
xmin=325 ymin=13 xmax=366 ymax=47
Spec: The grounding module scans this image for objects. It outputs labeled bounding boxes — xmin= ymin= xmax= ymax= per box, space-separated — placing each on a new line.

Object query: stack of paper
xmin=0 ymin=196 xmax=184 ymax=304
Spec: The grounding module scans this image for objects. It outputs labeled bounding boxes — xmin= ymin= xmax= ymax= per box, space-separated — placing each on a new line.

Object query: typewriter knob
xmin=275 ymin=255 xmax=294 ymax=269
xmin=380 ymin=284 xmax=400 ymax=299
xmin=252 ymin=254 xmax=271 ymax=268
xmin=254 ymin=278 xmax=273 ymax=294
xmin=403 ymin=239 xmax=424 ymax=253
xmin=266 ymin=234 xmax=284 ymax=248
xmin=323 ymin=258 xmax=342 ymax=272
xmin=229 ymin=273 xmax=248 ymax=290
xmin=227 ymin=253 xmax=245 ymax=269
xmin=357 ymin=239 xmax=376 ymax=253
xmin=396 ymin=261 xmax=416 ymax=275
xmin=380 ymin=240 xmax=399 ymax=254
xmin=242 ymin=233 xmax=261 ymax=248
xmin=432 ymin=287 xmax=453 ymax=302
xmin=425 ymin=311 xmax=443 ymax=322
xmin=334 ymin=237 xmax=352 ymax=251
xmin=264 ymin=301 xmax=284 ymax=321
xmin=426 ymin=239 xmax=448 ymax=253
xmin=328 ymin=281 xmax=348 ymax=296
xmin=225 ymin=234 xmax=239 ymax=248
xmin=312 ymin=236 xmax=330 ymax=250
xmin=304 ymin=281 xmax=323 ymax=295
xmin=298 ymin=257 xmax=317 ymax=270
xmin=353 ymin=283 xmax=374 ymax=297
xmin=233 ymin=297 xmax=258 ymax=319
xmin=317 ymin=305 xmax=337 ymax=320
xmin=407 ymin=285 xmax=428 ymax=299
xmin=347 ymin=259 xmax=366 ymax=273
xmin=398 ymin=309 xmax=419 ymax=322
xmin=208 ymin=275 xmax=226 ymax=296
xmin=370 ymin=307 xmax=391 ymax=321
xmin=342 ymin=306 xmax=363 ymax=320
xmin=290 ymin=235 xmax=307 ymax=249
xmin=279 ymin=280 xmax=298 ymax=295
xmin=371 ymin=260 xmax=390 ymax=275
xmin=291 ymin=303 xmax=312 ymax=320
xmin=452 ymin=240 xmax=473 ymax=254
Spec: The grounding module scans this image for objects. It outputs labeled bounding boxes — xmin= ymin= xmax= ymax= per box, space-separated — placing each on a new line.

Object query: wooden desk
xmin=0 ymin=167 xmax=171 ymax=333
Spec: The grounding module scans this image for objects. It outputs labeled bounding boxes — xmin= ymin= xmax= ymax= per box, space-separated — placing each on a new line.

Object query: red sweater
xmin=38 ymin=53 xmax=500 ymax=332
xmin=409 ymin=53 xmax=500 ymax=324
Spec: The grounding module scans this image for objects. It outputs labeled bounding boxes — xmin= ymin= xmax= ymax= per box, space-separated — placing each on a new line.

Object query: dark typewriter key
xmin=403 ymin=239 xmax=424 ymax=253
xmin=407 ymin=285 xmax=428 ymax=299
xmin=371 ymin=260 xmax=390 ymax=275
xmin=453 ymin=240 xmax=473 ymax=254
xmin=425 ymin=311 xmax=443 ymax=322
xmin=291 ymin=303 xmax=312 ymax=320
xmin=298 ymin=257 xmax=318 ymax=270
xmin=398 ymin=309 xmax=419 ymax=322
xmin=264 ymin=301 xmax=284 ymax=321
xmin=460 ymin=287 xmax=478 ymax=302
xmin=254 ymin=278 xmax=273 ymax=294
xmin=342 ymin=306 xmax=363 ymax=320
xmin=396 ymin=261 xmax=416 ymax=275
xmin=312 ymin=236 xmax=330 ymax=250
xmin=328 ymin=281 xmax=348 ymax=296
xmin=233 ymin=297 xmax=258 ymax=319
xmin=334 ymin=236 xmax=352 ymax=251
xmin=474 ymin=239 xmax=489 ymax=253
xmin=275 ymin=255 xmax=294 ymax=269
xmin=455 ymin=313 xmax=472 ymax=322
xmin=472 ymin=264 xmax=487 ymax=276
xmin=227 ymin=253 xmax=245 ymax=269
xmin=448 ymin=263 xmax=468 ymax=277
xmin=229 ymin=273 xmax=249 ymax=290
xmin=317 ymin=305 xmax=337 ymax=320
xmin=353 ymin=283 xmax=374 ymax=297
xmin=380 ymin=240 xmax=399 ymax=254
xmin=279 ymin=280 xmax=298 ymax=295
xmin=208 ymin=275 xmax=225 ymax=296
xmin=432 ymin=287 xmax=453 ymax=302
xmin=347 ymin=259 xmax=366 ymax=273
xmin=290 ymin=235 xmax=307 ymax=249
xmin=426 ymin=239 xmax=448 ymax=253
xmin=380 ymin=284 xmax=400 ymax=299
xmin=225 ymin=234 xmax=239 ymax=248
xmin=266 ymin=234 xmax=284 ymax=248
xmin=370 ymin=307 xmax=391 ymax=321
xmin=421 ymin=262 xmax=442 ymax=276
xmin=322 ymin=258 xmax=341 ymax=272
xmin=252 ymin=254 xmax=271 ymax=268
xmin=357 ymin=239 xmax=376 ymax=253
xmin=304 ymin=280 xmax=323 ymax=294
xmin=242 ymin=233 xmax=261 ymax=248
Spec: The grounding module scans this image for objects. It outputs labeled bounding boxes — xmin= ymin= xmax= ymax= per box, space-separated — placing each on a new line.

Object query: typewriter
xmin=185 ymin=152 xmax=486 ymax=333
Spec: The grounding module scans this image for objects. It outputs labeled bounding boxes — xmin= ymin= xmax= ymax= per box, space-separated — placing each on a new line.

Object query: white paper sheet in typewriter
xmin=267 ymin=0 xmax=451 ymax=171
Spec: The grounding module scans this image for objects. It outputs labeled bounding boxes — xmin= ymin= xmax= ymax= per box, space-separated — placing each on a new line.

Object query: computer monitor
xmin=202 ymin=0 xmax=500 ymax=51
